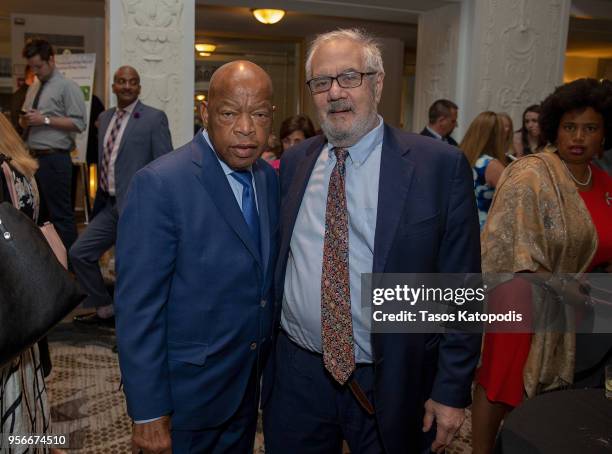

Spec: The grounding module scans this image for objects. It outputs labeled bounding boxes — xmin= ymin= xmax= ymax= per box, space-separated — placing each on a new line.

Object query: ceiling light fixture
xmin=195 ymin=43 xmax=216 ymax=53
xmin=199 ymin=52 xmax=211 ymax=57
xmin=252 ymin=9 xmax=285 ymax=25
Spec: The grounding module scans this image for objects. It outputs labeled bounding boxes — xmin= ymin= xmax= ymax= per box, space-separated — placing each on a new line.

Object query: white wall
xmin=414 ymin=0 xmax=572 ymax=139
xmin=465 ymin=0 xmax=571 ymax=130
xmin=10 ymin=13 xmax=105 ymax=100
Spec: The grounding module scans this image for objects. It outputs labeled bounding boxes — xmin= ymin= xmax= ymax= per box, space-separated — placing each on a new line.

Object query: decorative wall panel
xmin=468 ymin=0 xmax=570 ymax=128
xmin=107 ymin=0 xmax=194 ymax=147
xmin=414 ymin=0 xmax=570 ymax=136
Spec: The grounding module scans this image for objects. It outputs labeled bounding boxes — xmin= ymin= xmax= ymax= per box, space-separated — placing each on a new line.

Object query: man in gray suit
xmin=71 ymin=66 xmax=173 ymax=326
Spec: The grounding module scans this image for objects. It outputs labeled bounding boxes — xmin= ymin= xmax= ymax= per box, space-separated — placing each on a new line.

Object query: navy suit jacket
xmin=96 ymin=100 xmax=172 ymax=213
xmin=115 ymin=131 xmax=279 ymax=429
xmin=265 ymin=124 xmax=481 ymax=453
xmin=420 ymin=126 xmax=459 ymax=147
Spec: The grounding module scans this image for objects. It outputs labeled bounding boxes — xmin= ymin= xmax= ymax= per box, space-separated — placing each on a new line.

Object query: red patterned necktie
xmin=321 ymin=147 xmax=355 ymax=385
xmin=99 ymin=109 xmax=126 ymax=192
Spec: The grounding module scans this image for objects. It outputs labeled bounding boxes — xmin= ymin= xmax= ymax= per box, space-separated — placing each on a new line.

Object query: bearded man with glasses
xmin=262 ymin=28 xmax=482 ymax=454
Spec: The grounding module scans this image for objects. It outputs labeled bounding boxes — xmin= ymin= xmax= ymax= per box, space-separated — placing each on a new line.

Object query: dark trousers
xmin=263 ymin=332 xmax=384 ymax=454
xmin=36 ymin=152 xmax=77 ymax=250
xmin=69 ymin=196 xmax=118 ymax=309
xmin=172 ymin=364 xmax=259 ymax=453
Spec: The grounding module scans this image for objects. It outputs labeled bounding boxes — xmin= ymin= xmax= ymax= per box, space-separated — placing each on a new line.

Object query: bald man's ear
xmin=200 ymin=101 xmax=209 ymax=129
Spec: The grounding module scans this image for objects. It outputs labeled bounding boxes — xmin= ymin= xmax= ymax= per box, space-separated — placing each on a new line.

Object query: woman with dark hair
xmin=266 ymin=114 xmax=316 ymax=171
xmin=513 ymin=104 xmax=544 ymax=156
xmin=472 ymin=78 xmax=612 ymax=454
xmin=280 ymin=114 xmax=316 ymax=153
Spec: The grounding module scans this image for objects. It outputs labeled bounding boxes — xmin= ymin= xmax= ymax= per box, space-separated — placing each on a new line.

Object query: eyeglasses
xmin=306 ymin=71 xmax=377 ymax=94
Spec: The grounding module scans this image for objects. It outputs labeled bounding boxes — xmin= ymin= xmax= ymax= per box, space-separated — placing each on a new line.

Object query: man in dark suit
xmin=420 ymin=99 xmax=459 ymax=146
xmin=262 ymin=29 xmax=481 ymax=454
xmin=115 ymin=60 xmax=279 ymax=453
xmin=70 ymin=66 xmax=172 ymax=326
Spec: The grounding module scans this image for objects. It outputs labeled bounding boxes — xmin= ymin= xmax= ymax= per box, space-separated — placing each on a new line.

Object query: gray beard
xmin=320 ymin=110 xmax=378 ymax=148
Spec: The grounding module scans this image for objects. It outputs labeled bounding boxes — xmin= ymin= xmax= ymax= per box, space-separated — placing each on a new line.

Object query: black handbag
xmin=0 ymin=201 xmax=85 ymax=367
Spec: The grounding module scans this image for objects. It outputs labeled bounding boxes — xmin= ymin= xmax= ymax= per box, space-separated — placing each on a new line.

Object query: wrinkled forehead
xmin=213 ymin=76 xmax=272 ymax=103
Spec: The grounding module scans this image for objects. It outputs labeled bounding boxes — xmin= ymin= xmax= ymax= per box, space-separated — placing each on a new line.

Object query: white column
xmin=414 ymin=0 xmax=571 ymax=138
xmin=413 ymin=3 xmax=462 ymax=133
xmin=106 ymin=0 xmax=195 ymax=148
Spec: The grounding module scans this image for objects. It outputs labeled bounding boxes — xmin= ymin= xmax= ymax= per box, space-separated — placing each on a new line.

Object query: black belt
xmin=30 ymin=148 xmax=71 ymax=157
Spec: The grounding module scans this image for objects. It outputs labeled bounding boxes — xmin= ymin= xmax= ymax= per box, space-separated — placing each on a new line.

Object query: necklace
xmin=561 ymin=159 xmax=592 ymax=186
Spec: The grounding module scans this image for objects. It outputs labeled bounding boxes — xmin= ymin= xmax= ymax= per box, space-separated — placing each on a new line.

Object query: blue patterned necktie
xmin=231 ymin=170 xmax=261 ymax=255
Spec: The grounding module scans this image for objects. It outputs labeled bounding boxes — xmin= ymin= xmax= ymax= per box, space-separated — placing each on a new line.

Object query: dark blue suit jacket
xmin=265 ymin=124 xmax=481 ymax=453
xmin=420 ymin=126 xmax=459 ymax=147
xmin=115 ymin=131 xmax=279 ymax=430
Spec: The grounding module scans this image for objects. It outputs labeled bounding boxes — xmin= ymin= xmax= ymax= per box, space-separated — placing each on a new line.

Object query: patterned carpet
xmin=45 ymin=322 xmax=472 ymax=453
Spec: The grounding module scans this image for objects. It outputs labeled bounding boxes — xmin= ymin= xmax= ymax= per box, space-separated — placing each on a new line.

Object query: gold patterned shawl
xmin=481 ymin=148 xmax=597 ymax=398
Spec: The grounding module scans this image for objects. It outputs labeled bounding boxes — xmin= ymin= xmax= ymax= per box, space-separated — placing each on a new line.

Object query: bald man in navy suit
xmin=116 ymin=61 xmax=279 ymax=454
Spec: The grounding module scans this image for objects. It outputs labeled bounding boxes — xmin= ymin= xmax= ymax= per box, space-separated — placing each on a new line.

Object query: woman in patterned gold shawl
xmin=471 ymin=78 xmax=612 ymax=454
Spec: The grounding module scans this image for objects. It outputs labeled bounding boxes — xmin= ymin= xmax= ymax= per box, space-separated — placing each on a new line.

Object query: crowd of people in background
xmin=1 ymin=31 xmax=611 ymax=454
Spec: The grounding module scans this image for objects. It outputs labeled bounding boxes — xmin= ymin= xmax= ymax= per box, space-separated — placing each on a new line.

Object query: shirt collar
xmin=426 ymin=126 xmax=443 ymax=140
xmin=118 ymin=99 xmax=139 ymax=115
xmin=327 ymin=115 xmax=384 ymax=165
xmin=47 ymin=68 xmax=61 ymax=82
xmin=201 ymin=129 xmax=252 ymax=176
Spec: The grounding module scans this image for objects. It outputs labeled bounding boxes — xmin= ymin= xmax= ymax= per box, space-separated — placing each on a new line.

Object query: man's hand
xmin=23 ymin=109 xmax=46 ymax=127
xmin=422 ymin=398 xmax=465 ymax=454
xmin=131 ymin=416 xmax=172 ymax=454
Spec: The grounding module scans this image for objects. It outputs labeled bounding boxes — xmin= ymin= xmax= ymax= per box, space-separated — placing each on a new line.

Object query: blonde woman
xmin=497 ymin=112 xmax=516 ymax=160
xmin=459 ymin=111 xmax=508 ymax=229
xmin=0 ymin=114 xmax=53 ymax=452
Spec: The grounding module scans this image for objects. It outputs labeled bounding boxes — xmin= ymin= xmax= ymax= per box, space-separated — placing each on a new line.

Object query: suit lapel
xmin=116 ymin=100 xmax=141 ymax=157
xmin=253 ymin=161 xmax=271 ymax=275
xmin=191 ymin=132 xmax=263 ymax=271
xmin=278 ymin=136 xmax=326 ymax=266
xmin=372 ymin=125 xmax=414 ymax=273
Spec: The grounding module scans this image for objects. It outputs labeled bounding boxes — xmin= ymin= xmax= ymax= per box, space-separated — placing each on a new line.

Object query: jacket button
xmin=260 ymin=299 xmax=267 ymax=308
xmin=250 ymin=342 xmax=257 ymax=350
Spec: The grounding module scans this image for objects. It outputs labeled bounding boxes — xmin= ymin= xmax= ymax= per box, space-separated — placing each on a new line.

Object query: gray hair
xmin=305 ymin=28 xmax=385 ymax=79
